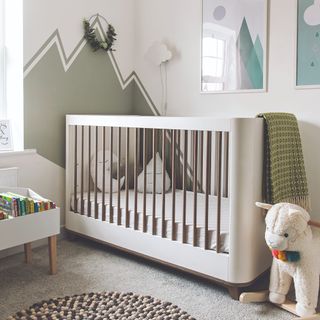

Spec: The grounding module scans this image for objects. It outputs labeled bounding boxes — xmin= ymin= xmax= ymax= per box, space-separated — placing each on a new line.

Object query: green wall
xmin=24 ymin=41 xmax=153 ymax=168
xmin=132 ymin=80 xmax=157 ymax=116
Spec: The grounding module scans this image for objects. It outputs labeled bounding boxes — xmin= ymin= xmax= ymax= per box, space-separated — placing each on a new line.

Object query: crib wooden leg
xmin=227 ymin=286 xmax=241 ymax=300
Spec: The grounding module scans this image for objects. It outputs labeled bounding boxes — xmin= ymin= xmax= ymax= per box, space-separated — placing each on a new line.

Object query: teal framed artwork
xmin=297 ymin=0 xmax=320 ymax=88
xmin=201 ymin=0 xmax=268 ymax=93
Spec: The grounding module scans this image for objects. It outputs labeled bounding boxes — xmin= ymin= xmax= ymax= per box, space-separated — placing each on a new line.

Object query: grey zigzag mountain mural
xmin=237 ymin=18 xmax=264 ymax=89
xmin=24 ymin=40 xmax=153 ymax=168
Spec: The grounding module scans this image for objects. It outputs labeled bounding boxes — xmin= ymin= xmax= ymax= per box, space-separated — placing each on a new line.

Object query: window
xmin=0 ymin=0 xmax=5 ymax=114
xmin=0 ymin=0 xmax=23 ymax=151
xmin=202 ymin=37 xmax=226 ymax=91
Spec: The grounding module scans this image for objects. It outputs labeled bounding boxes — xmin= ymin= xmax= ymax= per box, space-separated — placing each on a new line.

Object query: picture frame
xmin=296 ymin=0 xmax=320 ymax=89
xmin=0 ymin=120 xmax=13 ymax=151
xmin=201 ymin=0 xmax=268 ymax=94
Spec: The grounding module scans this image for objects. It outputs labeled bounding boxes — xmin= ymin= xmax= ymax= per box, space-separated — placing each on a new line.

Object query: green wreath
xmin=83 ymin=13 xmax=117 ymax=52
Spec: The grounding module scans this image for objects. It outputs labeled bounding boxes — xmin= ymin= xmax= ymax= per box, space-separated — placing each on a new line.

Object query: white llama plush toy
xmin=256 ymin=202 xmax=320 ymax=317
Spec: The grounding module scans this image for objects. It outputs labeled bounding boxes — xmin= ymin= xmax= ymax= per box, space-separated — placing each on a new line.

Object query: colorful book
xmin=0 ymin=192 xmax=56 ymax=217
xmin=6 ymin=193 xmax=27 ymax=215
xmin=0 ymin=193 xmax=19 ymax=216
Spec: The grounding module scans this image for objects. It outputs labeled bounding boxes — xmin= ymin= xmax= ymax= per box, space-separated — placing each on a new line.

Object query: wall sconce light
xmin=145 ymin=41 xmax=173 ymax=116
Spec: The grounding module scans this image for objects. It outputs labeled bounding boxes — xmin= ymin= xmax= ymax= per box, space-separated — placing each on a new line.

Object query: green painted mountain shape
xmin=236 ymin=18 xmax=263 ymax=89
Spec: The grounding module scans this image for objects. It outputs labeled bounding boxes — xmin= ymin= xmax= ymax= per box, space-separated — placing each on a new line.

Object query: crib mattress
xmin=71 ymin=190 xmax=230 ymax=252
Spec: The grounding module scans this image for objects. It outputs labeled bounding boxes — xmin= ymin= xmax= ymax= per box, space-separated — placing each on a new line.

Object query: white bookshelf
xmin=0 ymin=187 xmax=60 ymax=274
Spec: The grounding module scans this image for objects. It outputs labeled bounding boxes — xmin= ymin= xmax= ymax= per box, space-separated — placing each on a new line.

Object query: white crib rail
xmin=66 ymin=116 xmax=230 ymax=250
xmin=66 ymin=115 xmax=231 ymax=132
xmin=228 ymin=118 xmax=271 ymax=283
xmin=66 ymin=115 xmax=271 ymax=284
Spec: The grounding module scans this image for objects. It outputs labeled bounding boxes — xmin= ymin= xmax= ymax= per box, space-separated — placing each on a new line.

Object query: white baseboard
xmin=0 ymin=225 xmax=65 ymax=260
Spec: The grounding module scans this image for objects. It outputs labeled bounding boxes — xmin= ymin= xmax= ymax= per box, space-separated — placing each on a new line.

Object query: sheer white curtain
xmin=2 ymin=0 xmax=23 ymax=150
xmin=0 ymin=0 xmax=5 ymax=117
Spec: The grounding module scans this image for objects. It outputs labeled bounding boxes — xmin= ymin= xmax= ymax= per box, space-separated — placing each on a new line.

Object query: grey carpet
xmin=0 ymin=238 xmax=292 ymax=320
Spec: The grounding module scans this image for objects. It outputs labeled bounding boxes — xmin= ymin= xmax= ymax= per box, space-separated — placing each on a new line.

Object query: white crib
xmin=65 ymin=115 xmax=271 ymax=298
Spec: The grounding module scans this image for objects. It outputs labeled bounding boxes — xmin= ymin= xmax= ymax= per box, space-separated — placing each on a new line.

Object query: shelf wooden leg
xmin=48 ymin=235 xmax=57 ymax=275
xmin=24 ymin=243 xmax=32 ymax=264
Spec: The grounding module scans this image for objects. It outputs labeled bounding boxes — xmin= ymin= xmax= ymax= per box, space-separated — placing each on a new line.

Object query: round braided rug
xmin=9 ymin=292 xmax=196 ymax=320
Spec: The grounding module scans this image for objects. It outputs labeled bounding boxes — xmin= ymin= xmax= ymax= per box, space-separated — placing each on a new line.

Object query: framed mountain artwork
xmin=296 ymin=0 xmax=320 ymax=88
xmin=201 ymin=0 xmax=268 ymax=93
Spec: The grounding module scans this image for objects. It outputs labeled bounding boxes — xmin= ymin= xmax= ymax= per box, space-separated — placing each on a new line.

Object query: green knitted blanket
xmin=258 ymin=113 xmax=310 ymax=210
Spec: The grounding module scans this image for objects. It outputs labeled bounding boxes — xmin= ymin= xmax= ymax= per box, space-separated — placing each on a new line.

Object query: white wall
xmin=21 ymin=0 xmax=136 ymax=236
xmin=134 ymin=0 xmax=320 ymax=218
xmin=22 ymin=0 xmax=136 ymax=220
xmin=22 ymin=0 xmax=137 ymax=212
xmin=21 ymin=0 xmax=320 ymax=219
xmin=24 ymin=0 xmax=135 ymax=79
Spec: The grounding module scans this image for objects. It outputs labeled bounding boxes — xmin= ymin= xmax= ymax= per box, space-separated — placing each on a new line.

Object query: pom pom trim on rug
xmin=9 ymin=291 xmax=195 ymax=320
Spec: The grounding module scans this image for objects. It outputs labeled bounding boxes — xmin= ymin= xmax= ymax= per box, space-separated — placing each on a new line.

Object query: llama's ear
xmin=289 ymin=208 xmax=310 ymax=222
xmin=288 ymin=208 xmax=300 ymax=216
xmin=256 ymin=202 xmax=272 ymax=210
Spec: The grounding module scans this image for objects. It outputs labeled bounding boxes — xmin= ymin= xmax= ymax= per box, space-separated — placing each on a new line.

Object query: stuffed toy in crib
xmin=256 ymin=202 xmax=320 ymax=317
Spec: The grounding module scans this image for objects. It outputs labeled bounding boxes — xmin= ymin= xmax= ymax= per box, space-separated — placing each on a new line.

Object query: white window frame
xmin=202 ymin=23 xmax=239 ymax=92
xmin=0 ymin=0 xmax=5 ymax=115
xmin=202 ymin=36 xmax=226 ymax=91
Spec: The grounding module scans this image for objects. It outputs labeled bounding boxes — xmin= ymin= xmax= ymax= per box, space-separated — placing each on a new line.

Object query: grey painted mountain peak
xmin=24 ymin=41 xmax=152 ymax=167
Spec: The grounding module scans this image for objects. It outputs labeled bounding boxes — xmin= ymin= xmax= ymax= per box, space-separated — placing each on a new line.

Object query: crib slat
xmin=80 ymin=126 xmax=84 ymax=215
xmin=214 ymin=134 xmax=219 ymax=197
xmin=117 ymin=127 xmax=121 ymax=225
xmin=125 ymin=128 xmax=130 ymax=228
xmin=161 ymin=129 xmax=166 ymax=238
xmin=216 ymin=131 xmax=222 ymax=253
xmin=205 ymin=131 xmax=212 ymax=250
xmin=177 ymin=130 xmax=181 ymax=188
xmin=134 ymin=128 xmax=138 ymax=230
xmin=171 ymin=129 xmax=176 ymax=241
xmin=74 ymin=126 xmax=78 ymax=213
xmin=88 ymin=126 xmax=92 ymax=217
xmin=94 ymin=127 xmax=98 ymax=219
xmin=143 ymin=128 xmax=147 ymax=233
xmin=182 ymin=130 xmax=188 ymax=244
xmin=199 ymin=131 xmax=204 ymax=193
xmin=223 ymin=132 xmax=229 ymax=197
xmin=152 ymin=129 xmax=157 ymax=235
xmin=193 ymin=130 xmax=198 ymax=247
xmin=109 ymin=127 xmax=114 ymax=223
xmin=102 ymin=127 xmax=106 ymax=221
